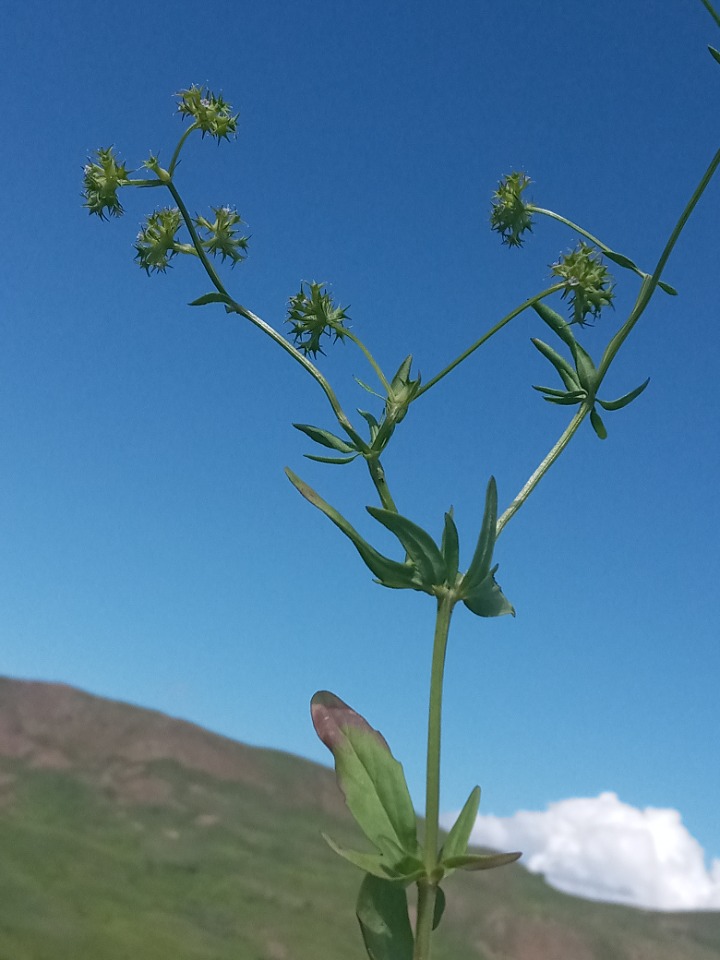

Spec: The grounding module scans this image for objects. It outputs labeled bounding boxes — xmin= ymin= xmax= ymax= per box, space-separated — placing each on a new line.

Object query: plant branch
xmin=416 ymin=285 xmax=565 ymax=398
xmin=496 ymin=404 xmax=589 ymax=537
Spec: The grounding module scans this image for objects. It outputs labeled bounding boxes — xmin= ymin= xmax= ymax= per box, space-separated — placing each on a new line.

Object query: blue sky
xmin=2 ymin=0 xmax=719 ymax=904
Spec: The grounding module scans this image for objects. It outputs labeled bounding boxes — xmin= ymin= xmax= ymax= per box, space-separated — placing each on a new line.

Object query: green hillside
xmin=1 ymin=677 xmax=719 ymax=960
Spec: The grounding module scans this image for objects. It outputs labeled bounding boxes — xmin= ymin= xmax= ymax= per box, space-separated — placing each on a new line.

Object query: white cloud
xmin=444 ymin=792 xmax=720 ymax=911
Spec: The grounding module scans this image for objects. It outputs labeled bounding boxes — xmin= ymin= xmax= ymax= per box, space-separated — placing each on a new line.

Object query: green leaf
xmin=708 ymin=44 xmax=720 ymax=65
xmin=462 ymin=477 xmax=498 ymax=593
xmin=463 ymin=565 xmax=515 ymax=618
xmin=355 ymin=377 xmax=384 ymax=399
xmin=533 ymin=385 xmax=587 ymax=404
xmin=188 ymin=291 xmax=233 ymax=307
xmin=597 ymin=377 xmax=650 ymax=411
xmin=602 ymin=248 xmax=641 ymax=273
xmin=304 ymin=453 xmax=359 ymax=464
xmin=590 ymin=407 xmax=608 ymax=440
xmin=531 ymin=339 xmax=581 ymax=392
xmin=322 ymin=834 xmax=424 ymax=882
xmin=293 ymin=423 xmax=358 ymax=453
xmin=532 ymin=302 xmax=576 ymax=347
xmin=440 ymin=787 xmax=480 ymax=865
xmin=433 ymin=887 xmax=446 ymax=930
xmin=567 ymin=339 xmax=598 ymax=395
xmin=322 ymin=834 xmax=392 ymax=880
xmin=443 ymin=850 xmax=522 ymax=871
xmin=441 ymin=511 xmax=460 ymax=586
xmin=366 ymin=508 xmax=446 ymax=588
xmin=311 ymin=691 xmax=419 ymax=859
xmin=658 ymin=280 xmax=678 ymax=296
xmin=358 ymin=409 xmax=381 ymax=440
xmin=390 ymin=355 xmax=414 ymax=390
xmin=285 ymin=469 xmax=421 ymax=590
xmin=356 ymin=875 xmax=414 ymax=960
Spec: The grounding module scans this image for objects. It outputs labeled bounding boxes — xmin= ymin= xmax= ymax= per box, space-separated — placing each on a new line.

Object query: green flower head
xmin=286 ymin=282 xmax=350 ymax=357
xmin=134 ymin=208 xmax=183 ymax=274
xmin=83 ymin=147 xmax=132 ymax=219
xmin=490 ymin=172 xmax=534 ymax=248
xmin=177 ymin=85 xmax=238 ymax=142
xmin=195 ymin=206 xmax=249 ymax=265
xmin=551 ymin=242 xmax=615 ymax=326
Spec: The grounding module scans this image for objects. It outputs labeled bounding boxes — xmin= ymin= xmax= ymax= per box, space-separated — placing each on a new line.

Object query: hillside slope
xmin=1 ymin=677 xmax=719 ymax=960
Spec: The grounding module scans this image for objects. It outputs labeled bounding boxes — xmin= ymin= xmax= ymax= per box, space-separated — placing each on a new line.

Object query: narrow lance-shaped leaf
xmin=390 ymin=354 xmax=414 ymax=390
xmin=440 ymin=786 xmax=480 ymax=865
xmin=443 ymin=850 xmax=522 ymax=871
xmin=462 ymin=477 xmax=498 ymax=593
xmin=356 ymin=875 xmax=414 ymax=960
xmin=293 ymin=422 xmax=358 ymax=453
xmin=710 ymin=45 xmax=720 ymax=66
xmin=602 ymin=250 xmax=677 ymax=294
xmin=285 ymin=469 xmax=420 ymax=590
xmin=533 ymin=302 xmax=576 ymax=347
xmin=322 ymin=834 xmax=425 ymax=883
xmin=366 ymin=507 xmax=447 ymax=588
xmin=531 ymin=339 xmax=581 ymax=392
xmin=188 ymin=291 xmax=234 ymax=308
xmin=311 ymin=692 xmax=419 ymax=859
xmin=590 ymin=407 xmax=608 ymax=440
xmin=567 ymin=338 xmax=599 ymax=395
xmin=304 ymin=453 xmax=359 ymax=465
xmin=597 ymin=377 xmax=650 ymax=411
xmin=441 ymin=510 xmax=460 ymax=586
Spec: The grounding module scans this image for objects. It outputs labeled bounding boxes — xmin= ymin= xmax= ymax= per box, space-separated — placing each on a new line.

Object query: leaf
xmin=602 ymin=248 xmax=642 ymax=273
xmin=567 ymin=339 xmax=598 ymax=395
xmin=311 ymin=692 xmax=419 ymax=859
xmin=658 ymin=280 xmax=678 ymax=296
xmin=433 ymin=887 xmax=446 ymax=931
xmin=293 ymin=423 xmax=357 ymax=453
xmin=531 ymin=339 xmax=581 ymax=392
xmin=542 ymin=393 xmax=586 ymax=406
xmin=463 ymin=565 xmax=515 ymax=618
xmin=390 ymin=355 xmax=414 ymax=390
xmin=304 ymin=453 xmax=359 ymax=464
xmin=532 ymin=302 xmax=576 ymax=347
xmin=443 ymin=850 xmax=522 ymax=871
xmin=441 ymin=511 xmax=460 ymax=586
xmin=440 ymin=787 xmax=480 ymax=865
xmin=355 ymin=377 xmax=384 ymax=399
xmin=356 ymin=875 xmax=414 ymax=960
xmin=188 ymin=291 xmax=233 ymax=307
xmin=709 ymin=44 xmax=720 ymax=65
xmin=462 ymin=478 xmax=498 ymax=593
xmin=597 ymin=377 xmax=650 ymax=411
xmin=322 ymin=834 xmax=392 ymax=879
xmin=590 ymin=407 xmax=608 ymax=440
xmin=366 ymin=508 xmax=447 ymax=588
xmin=285 ymin=469 xmax=421 ymax=590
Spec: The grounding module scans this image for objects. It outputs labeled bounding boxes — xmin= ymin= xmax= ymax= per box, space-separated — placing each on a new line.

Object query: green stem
xmin=168 ymin=123 xmax=200 ymax=176
xmin=415 ymin=591 xmax=455 ymax=960
xmin=163 ymin=179 xmax=368 ymax=451
xmin=700 ymin=0 xmax=720 ymax=29
xmin=366 ymin=457 xmax=399 ymax=512
xmin=597 ymin=145 xmax=720 ymax=382
xmin=344 ymin=329 xmax=392 ymax=393
xmin=416 ymin=285 xmax=565 ymax=398
xmin=496 ymin=404 xmax=589 ymax=537
xmin=414 ymin=880 xmax=438 ymax=960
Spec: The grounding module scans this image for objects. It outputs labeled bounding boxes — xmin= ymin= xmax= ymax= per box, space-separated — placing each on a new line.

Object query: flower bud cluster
xmin=489 ymin=172 xmax=534 ymax=247
xmin=551 ymin=242 xmax=614 ymax=326
xmin=134 ymin=208 xmax=184 ymax=273
xmin=177 ymin=85 xmax=238 ymax=142
xmin=83 ymin=147 xmax=132 ymax=219
xmin=195 ymin=207 xmax=249 ymax=265
xmin=286 ymin=282 xmax=351 ymax=357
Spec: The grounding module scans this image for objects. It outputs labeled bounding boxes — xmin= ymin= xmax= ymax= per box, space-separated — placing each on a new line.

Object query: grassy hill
xmin=1 ymin=676 xmax=719 ymax=960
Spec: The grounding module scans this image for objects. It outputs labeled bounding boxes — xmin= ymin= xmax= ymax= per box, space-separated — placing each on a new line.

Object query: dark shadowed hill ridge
xmin=1 ymin=676 xmax=719 ymax=960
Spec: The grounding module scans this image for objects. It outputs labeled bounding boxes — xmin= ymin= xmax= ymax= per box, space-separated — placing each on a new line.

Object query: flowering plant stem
xmin=82 ymin=11 xmax=719 ymax=949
